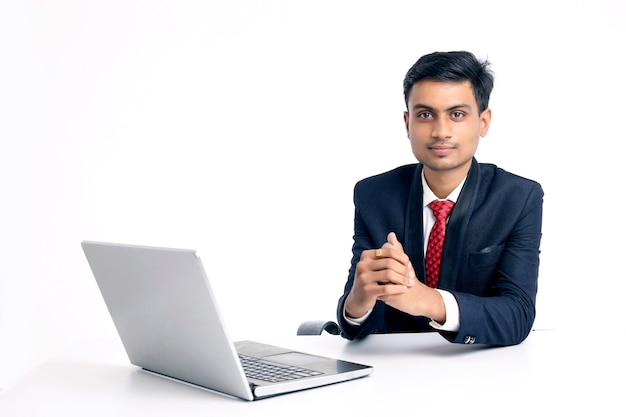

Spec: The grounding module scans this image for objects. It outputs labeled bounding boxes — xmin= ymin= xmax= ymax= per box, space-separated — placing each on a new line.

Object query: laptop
xmin=81 ymin=240 xmax=373 ymax=400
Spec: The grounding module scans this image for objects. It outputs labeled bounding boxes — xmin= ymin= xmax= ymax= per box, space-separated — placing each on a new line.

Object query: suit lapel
xmin=438 ymin=158 xmax=481 ymax=290
xmin=404 ymin=164 xmax=426 ymax=283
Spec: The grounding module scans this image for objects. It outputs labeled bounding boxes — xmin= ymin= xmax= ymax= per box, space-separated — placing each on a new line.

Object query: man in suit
xmin=337 ymin=51 xmax=543 ymax=346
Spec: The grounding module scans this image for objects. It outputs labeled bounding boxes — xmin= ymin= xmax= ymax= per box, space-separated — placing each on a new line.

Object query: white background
xmin=1 ymin=0 xmax=624 ymax=387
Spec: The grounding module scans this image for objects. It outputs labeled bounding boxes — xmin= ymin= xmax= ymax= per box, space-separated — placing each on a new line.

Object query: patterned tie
xmin=425 ymin=200 xmax=455 ymax=288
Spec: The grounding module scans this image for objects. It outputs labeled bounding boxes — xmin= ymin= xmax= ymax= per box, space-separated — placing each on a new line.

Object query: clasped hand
xmin=345 ymin=232 xmax=443 ymax=321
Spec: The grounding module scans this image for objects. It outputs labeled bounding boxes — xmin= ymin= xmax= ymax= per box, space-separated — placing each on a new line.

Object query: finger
xmin=357 ymin=257 xmax=408 ymax=284
xmin=381 ymin=241 xmax=394 ymax=250
xmin=387 ymin=232 xmax=403 ymax=251
xmin=375 ymin=283 xmax=408 ymax=298
xmin=358 ymin=257 xmax=415 ymax=289
xmin=375 ymin=244 xmax=407 ymax=264
xmin=368 ymin=247 xmax=403 ymax=262
xmin=371 ymin=265 xmax=413 ymax=286
xmin=385 ymin=232 xmax=415 ymax=286
xmin=407 ymin=262 xmax=416 ymax=286
xmin=361 ymin=248 xmax=382 ymax=261
xmin=378 ymin=232 xmax=402 ymax=255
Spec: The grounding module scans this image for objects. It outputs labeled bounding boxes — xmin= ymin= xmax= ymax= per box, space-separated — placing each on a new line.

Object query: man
xmin=337 ymin=51 xmax=543 ymax=346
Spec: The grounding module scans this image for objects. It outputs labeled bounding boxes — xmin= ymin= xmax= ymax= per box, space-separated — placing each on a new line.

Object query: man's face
xmin=404 ymin=80 xmax=491 ymax=179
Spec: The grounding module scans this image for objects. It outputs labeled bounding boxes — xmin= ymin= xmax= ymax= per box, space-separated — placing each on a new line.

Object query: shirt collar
xmin=421 ymin=169 xmax=466 ymax=207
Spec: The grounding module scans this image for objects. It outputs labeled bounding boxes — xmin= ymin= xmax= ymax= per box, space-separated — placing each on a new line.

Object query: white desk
xmin=0 ymin=330 xmax=622 ymax=416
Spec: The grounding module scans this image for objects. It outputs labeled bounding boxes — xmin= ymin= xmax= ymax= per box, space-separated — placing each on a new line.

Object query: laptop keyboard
xmin=239 ymin=354 xmax=323 ymax=383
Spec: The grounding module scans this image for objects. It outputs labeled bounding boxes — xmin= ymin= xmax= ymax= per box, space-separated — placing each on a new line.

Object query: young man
xmin=337 ymin=51 xmax=543 ymax=346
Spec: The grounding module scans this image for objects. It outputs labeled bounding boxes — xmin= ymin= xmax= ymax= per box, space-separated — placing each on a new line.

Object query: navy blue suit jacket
xmin=337 ymin=158 xmax=543 ymax=346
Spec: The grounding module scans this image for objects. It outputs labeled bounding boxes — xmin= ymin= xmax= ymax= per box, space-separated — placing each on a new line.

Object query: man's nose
xmin=432 ymin=118 xmax=452 ymax=139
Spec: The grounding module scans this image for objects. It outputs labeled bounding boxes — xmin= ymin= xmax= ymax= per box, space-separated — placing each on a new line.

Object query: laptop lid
xmin=81 ymin=240 xmax=372 ymax=400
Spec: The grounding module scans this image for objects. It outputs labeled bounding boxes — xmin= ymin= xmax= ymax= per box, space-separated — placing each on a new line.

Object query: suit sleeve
xmin=446 ymin=182 xmax=544 ymax=346
xmin=336 ymin=183 xmax=386 ymax=339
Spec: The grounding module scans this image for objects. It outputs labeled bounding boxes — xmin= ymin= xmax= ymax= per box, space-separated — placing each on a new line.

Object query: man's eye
xmin=418 ymin=112 xmax=433 ymax=119
xmin=451 ymin=111 xmax=465 ymax=119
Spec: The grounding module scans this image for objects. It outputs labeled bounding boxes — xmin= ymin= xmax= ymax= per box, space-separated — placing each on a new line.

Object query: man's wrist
xmin=429 ymin=289 xmax=460 ymax=332
xmin=343 ymin=306 xmax=372 ymax=325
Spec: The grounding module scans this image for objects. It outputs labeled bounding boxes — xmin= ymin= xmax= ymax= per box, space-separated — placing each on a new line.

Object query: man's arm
xmin=445 ymin=183 xmax=543 ymax=345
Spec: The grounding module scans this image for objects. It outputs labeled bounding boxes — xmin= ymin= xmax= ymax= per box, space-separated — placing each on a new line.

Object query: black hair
xmin=403 ymin=51 xmax=494 ymax=113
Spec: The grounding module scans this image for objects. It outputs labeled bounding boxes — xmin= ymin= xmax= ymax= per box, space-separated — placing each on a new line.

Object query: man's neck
xmin=423 ymin=165 xmax=471 ymax=199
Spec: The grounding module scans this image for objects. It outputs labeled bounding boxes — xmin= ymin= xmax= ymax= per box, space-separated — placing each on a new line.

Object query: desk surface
xmin=1 ymin=330 xmax=622 ymax=416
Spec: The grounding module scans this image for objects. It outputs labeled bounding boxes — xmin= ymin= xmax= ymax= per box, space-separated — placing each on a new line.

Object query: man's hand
xmin=345 ymin=232 xmax=447 ymax=324
xmin=344 ymin=232 xmax=415 ymax=319
xmin=379 ymin=233 xmax=446 ymax=323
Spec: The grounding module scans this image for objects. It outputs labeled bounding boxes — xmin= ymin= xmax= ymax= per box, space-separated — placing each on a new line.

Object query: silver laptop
xmin=81 ymin=240 xmax=373 ymax=400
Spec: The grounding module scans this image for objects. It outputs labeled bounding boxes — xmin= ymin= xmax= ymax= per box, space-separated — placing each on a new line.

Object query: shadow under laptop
xmin=33 ymin=360 xmax=237 ymax=402
xmin=129 ymin=367 xmax=244 ymax=401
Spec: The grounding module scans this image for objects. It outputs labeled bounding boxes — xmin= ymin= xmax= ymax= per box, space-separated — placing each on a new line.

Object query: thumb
xmin=387 ymin=232 xmax=403 ymax=251
xmin=387 ymin=232 xmax=415 ymax=284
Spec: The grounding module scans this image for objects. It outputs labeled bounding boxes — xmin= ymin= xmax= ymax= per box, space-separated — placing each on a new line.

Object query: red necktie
xmin=425 ymin=200 xmax=455 ymax=288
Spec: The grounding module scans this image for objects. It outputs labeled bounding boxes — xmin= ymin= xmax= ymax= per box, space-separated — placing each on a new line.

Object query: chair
xmin=296 ymin=320 xmax=340 ymax=336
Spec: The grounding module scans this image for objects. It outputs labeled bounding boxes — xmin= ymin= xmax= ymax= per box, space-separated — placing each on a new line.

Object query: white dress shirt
xmin=344 ymin=171 xmax=464 ymax=332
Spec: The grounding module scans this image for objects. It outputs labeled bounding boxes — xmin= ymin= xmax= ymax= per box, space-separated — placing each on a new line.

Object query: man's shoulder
xmin=477 ymin=164 xmax=544 ymax=209
xmin=356 ymin=164 xmax=418 ymax=188
xmin=352 ymin=164 xmax=417 ymax=212
xmin=478 ymin=163 xmax=542 ymax=191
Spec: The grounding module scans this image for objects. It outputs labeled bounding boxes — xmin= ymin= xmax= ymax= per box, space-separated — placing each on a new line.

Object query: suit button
xmin=463 ymin=335 xmax=476 ymax=344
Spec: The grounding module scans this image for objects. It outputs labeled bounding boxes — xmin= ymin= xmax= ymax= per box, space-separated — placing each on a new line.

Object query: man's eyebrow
xmin=411 ymin=103 xmax=472 ymax=112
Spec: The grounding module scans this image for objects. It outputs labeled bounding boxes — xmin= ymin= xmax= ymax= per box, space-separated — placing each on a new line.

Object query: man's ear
xmin=403 ymin=111 xmax=410 ymax=137
xmin=479 ymin=108 xmax=492 ymax=137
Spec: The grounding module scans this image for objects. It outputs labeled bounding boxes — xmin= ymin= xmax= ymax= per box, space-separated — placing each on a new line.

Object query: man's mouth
xmin=429 ymin=144 xmax=455 ymax=156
